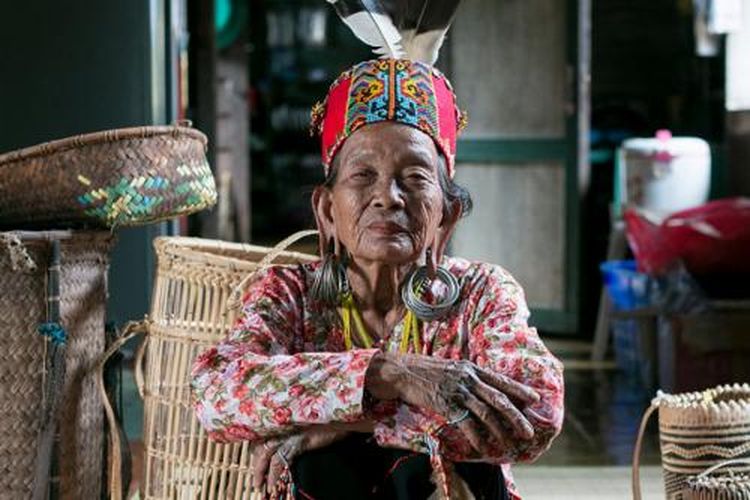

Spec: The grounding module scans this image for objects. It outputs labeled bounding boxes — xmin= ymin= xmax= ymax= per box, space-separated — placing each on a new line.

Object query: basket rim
xmin=154 ymin=236 xmax=318 ymax=271
xmin=656 ymin=384 xmax=750 ymax=408
xmin=1 ymin=229 xmax=115 ymax=242
xmin=0 ymin=124 xmax=208 ymax=166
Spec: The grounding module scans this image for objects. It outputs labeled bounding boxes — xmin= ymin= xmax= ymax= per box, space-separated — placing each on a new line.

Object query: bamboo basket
xmin=0 ymin=123 xmax=217 ymax=229
xmin=633 ymin=384 xmax=750 ymax=499
xmin=0 ymin=230 xmax=113 ymax=499
xmin=683 ymin=459 xmax=750 ymax=499
xmin=100 ymin=231 xmax=318 ymax=500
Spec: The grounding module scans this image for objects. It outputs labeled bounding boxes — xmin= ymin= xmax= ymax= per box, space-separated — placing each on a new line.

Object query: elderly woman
xmin=192 ymin=59 xmax=564 ymax=500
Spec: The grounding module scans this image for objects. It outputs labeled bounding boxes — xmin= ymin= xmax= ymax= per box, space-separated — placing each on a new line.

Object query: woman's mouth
xmin=367 ymin=221 xmax=408 ymax=235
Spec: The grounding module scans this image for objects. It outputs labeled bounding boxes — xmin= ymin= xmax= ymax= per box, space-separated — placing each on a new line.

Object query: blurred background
xmin=2 ymin=0 xmax=750 ymax=498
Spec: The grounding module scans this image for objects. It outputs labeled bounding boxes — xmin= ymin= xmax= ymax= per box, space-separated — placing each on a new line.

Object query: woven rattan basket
xmin=0 ymin=123 xmax=217 ymax=228
xmin=0 ymin=230 xmax=113 ymax=499
xmin=684 ymin=459 xmax=750 ymax=499
xmin=633 ymin=384 xmax=750 ymax=499
xmin=100 ymin=231 xmax=318 ymax=500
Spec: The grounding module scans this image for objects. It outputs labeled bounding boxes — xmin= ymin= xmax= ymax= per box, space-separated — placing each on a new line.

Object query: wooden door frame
xmin=455 ymin=0 xmax=590 ymax=334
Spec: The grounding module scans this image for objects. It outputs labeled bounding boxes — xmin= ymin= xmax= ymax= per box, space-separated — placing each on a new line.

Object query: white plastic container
xmin=621 ymin=130 xmax=711 ymax=219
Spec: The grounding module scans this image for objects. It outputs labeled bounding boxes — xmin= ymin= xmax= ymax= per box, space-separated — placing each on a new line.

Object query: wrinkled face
xmin=317 ymin=122 xmax=446 ymax=264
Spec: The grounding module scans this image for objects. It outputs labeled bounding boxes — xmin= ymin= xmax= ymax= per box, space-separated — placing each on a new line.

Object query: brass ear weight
xmin=401 ymin=250 xmax=460 ymax=322
xmin=310 ymin=239 xmax=350 ymax=306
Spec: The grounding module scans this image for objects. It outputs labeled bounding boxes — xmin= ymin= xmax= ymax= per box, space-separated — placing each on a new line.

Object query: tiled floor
xmin=514 ymin=466 xmax=665 ymax=499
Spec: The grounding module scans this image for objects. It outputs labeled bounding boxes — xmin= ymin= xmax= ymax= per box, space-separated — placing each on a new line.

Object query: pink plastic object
xmin=653 ymin=129 xmax=674 ymax=162
xmin=655 ymin=129 xmax=673 ymax=141
xmin=624 ymin=198 xmax=750 ymax=275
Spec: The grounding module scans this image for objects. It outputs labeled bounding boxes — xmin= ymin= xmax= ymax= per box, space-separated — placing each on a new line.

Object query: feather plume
xmin=386 ymin=0 xmax=462 ymax=64
xmin=326 ymin=0 xmax=406 ymax=59
xmin=327 ymin=0 xmax=462 ymax=64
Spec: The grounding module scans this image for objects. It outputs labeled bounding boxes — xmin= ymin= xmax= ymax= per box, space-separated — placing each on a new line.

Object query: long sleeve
xmin=371 ymin=264 xmax=565 ymax=464
xmin=191 ymin=266 xmax=378 ymax=443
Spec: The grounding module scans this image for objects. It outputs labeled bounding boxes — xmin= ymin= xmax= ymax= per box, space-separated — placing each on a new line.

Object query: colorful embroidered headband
xmin=310 ymin=58 xmax=467 ymax=178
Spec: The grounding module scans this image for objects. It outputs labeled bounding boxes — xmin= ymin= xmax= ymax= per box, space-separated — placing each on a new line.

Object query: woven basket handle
xmin=94 ymin=320 xmax=150 ymax=500
xmin=134 ymin=333 xmax=148 ymax=399
xmin=227 ymin=229 xmax=320 ymax=310
xmin=632 ymin=401 xmax=659 ymax=500
xmin=697 ymin=458 xmax=750 ymax=479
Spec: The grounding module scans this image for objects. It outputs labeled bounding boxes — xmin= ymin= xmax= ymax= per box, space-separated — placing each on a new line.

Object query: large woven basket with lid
xmin=0 ymin=123 xmax=217 ymax=228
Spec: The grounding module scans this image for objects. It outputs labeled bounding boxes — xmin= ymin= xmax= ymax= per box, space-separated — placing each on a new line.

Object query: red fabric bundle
xmin=624 ymin=198 xmax=750 ymax=275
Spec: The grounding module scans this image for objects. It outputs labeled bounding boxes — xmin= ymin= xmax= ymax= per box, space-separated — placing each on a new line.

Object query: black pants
xmin=291 ymin=434 xmax=509 ymax=500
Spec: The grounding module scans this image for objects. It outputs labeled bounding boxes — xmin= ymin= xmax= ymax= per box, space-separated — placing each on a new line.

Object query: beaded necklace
xmin=339 ymin=291 xmax=421 ymax=353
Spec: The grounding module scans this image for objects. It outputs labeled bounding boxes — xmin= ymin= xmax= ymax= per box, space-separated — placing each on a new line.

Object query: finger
xmin=461 ymin=392 xmax=514 ymax=443
xmin=266 ymin=452 xmax=285 ymax=494
xmin=453 ymin=418 xmax=489 ymax=454
xmin=474 ymin=368 xmax=540 ymax=405
xmin=409 ymin=356 xmax=539 ymax=406
xmin=465 ymin=390 xmax=534 ymax=441
xmin=251 ymin=441 xmax=278 ymax=489
xmin=467 ymin=383 xmax=534 ymax=439
xmin=267 ymin=439 xmax=299 ymax=491
xmin=420 ymin=356 xmax=540 ymax=406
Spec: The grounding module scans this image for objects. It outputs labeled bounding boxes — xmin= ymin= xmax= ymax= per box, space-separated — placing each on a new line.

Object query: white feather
xmin=342 ymin=11 xmax=406 ymax=58
xmin=400 ymin=28 xmax=447 ymax=64
xmin=326 ymin=0 xmax=460 ymax=62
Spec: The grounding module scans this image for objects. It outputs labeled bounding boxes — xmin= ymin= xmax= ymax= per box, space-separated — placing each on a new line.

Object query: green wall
xmin=0 ymin=0 xmax=168 ymax=324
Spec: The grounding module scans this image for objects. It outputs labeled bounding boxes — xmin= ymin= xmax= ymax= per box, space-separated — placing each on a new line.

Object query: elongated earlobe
xmin=312 ymin=186 xmax=334 ymax=258
xmin=434 ymin=199 xmax=461 ymax=264
xmin=426 ymin=247 xmax=437 ymax=279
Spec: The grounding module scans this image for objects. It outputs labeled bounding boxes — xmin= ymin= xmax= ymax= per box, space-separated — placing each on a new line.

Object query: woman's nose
xmin=372 ymin=178 xmax=405 ymax=210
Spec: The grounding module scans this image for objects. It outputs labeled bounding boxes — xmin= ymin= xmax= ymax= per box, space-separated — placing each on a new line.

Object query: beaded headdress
xmin=311 ymin=1 xmax=466 ymax=178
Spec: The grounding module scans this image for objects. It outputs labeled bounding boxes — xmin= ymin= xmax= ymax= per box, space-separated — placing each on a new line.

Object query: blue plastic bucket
xmin=600 ymin=260 xmax=656 ymax=388
xmin=600 ymin=260 xmax=651 ymax=310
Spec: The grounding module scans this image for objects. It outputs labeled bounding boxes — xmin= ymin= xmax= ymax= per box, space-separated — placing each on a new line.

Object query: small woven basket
xmin=684 ymin=459 xmax=750 ymax=499
xmin=633 ymin=384 xmax=750 ymax=499
xmin=0 ymin=123 xmax=217 ymax=228
xmin=0 ymin=230 xmax=113 ymax=499
xmin=99 ymin=231 xmax=318 ymax=500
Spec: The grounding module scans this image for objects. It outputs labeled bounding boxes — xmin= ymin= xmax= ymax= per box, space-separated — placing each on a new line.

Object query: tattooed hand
xmin=364 ymin=352 xmax=540 ymax=453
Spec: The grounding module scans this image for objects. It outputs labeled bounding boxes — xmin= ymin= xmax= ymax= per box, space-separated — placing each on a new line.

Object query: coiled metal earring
xmin=310 ymin=239 xmax=349 ymax=305
xmin=401 ymin=250 xmax=460 ymax=321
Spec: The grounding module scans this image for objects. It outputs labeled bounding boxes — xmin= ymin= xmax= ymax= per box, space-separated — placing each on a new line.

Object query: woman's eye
xmin=350 ymin=169 xmax=375 ymax=181
xmin=405 ymin=172 xmax=431 ymax=184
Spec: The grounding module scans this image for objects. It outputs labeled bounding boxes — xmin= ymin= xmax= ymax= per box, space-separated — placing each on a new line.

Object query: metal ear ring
xmin=310 ymin=239 xmax=349 ymax=305
xmin=401 ymin=259 xmax=460 ymax=322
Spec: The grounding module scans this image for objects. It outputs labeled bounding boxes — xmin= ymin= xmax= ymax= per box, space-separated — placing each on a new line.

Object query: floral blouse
xmin=191 ymin=257 xmax=565 ymax=499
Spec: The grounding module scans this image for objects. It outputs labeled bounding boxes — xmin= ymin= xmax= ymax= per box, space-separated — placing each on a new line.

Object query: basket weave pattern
xmin=0 ymin=232 xmax=112 ymax=499
xmin=656 ymin=385 xmax=750 ymax=498
xmin=140 ymin=236 xmax=315 ymax=499
xmin=685 ymin=471 xmax=750 ymax=499
xmin=0 ymin=125 xmax=217 ymax=228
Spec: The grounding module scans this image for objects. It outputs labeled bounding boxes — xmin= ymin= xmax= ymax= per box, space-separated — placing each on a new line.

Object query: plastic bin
xmin=620 ymin=131 xmax=711 ymax=219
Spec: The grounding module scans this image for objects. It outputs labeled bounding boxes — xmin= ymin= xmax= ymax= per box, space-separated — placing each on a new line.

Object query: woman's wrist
xmin=364 ymin=352 xmax=401 ymax=401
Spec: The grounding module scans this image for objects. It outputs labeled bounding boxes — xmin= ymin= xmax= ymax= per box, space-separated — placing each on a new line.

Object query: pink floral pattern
xmin=191 ymin=257 xmax=564 ymax=499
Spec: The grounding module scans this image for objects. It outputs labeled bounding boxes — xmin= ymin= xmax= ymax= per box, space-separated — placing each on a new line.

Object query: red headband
xmin=311 ymin=59 xmax=466 ymax=178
